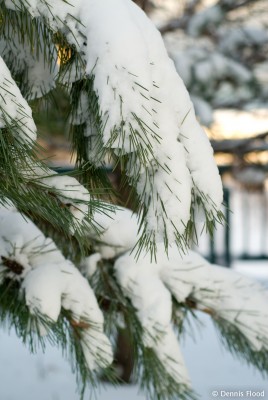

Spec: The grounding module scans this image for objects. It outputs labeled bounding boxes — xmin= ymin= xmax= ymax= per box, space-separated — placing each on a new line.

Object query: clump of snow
xmin=114 ymin=243 xmax=268 ymax=356
xmin=0 ymin=203 xmax=54 ymax=284
xmin=114 ymin=249 xmax=191 ymax=387
xmin=0 ymin=17 xmax=58 ymax=100
xmin=0 ymin=56 xmax=37 ymax=144
xmin=195 ymin=53 xmax=252 ymax=86
xmin=0 ymin=204 xmax=113 ymax=370
xmin=81 ymin=253 xmax=102 ymax=278
xmin=21 ymin=163 xmax=91 ymax=228
xmin=161 ymin=249 xmax=268 ymax=351
xmin=88 ymin=205 xmax=139 ymax=259
xmin=38 ymin=174 xmax=90 ymax=225
xmin=25 ymin=54 xmax=58 ymax=100
xmin=4 ymin=0 xmax=82 ymax=47
xmin=80 ymin=0 xmax=222 ymax=237
xmin=23 ymin=261 xmax=113 ymax=369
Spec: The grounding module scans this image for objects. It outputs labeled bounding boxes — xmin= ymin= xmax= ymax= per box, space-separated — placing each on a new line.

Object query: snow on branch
xmin=80 ymin=0 xmax=223 ymax=247
xmin=161 ymin=248 xmax=268 ymax=352
xmin=0 ymin=51 xmax=90 ymax=231
xmin=87 ymin=205 xmax=140 ymax=259
xmin=3 ymin=0 xmax=223 ymax=252
xmin=111 ymin=243 xmax=268 ymax=389
xmin=0 ymin=12 xmax=58 ymax=100
xmin=17 ymin=162 xmax=92 ymax=232
xmin=0 ymin=56 xmax=37 ymax=145
xmin=0 ymin=204 xmax=113 ymax=370
xmin=34 ymin=167 xmax=91 ymax=229
xmin=114 ymin=251 xmax=191 ymax=391
xmin=115 ymin=243 xmax=268 ymax=353
xmin=78 ymin=205 xmax=268 ymax=390
xmin=4 ymin=0 xmax=82 ymax=41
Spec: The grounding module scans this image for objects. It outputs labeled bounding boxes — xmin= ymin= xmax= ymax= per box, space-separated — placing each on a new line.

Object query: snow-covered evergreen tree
xmin=0 ymin=1 xmax=267 ymax=399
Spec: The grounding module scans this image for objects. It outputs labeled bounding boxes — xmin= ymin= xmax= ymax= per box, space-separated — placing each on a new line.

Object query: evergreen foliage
xmin=0 ymin=1 xmax=267 ymax=399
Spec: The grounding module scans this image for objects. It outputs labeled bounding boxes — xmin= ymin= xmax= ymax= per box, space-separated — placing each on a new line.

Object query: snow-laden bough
xmin=0 ymin=52 xmax=90 ymax=232
xmin=114 ymin=244 xmax=268 ymax=356
xmin=0 ymin=204 xmax=113 ymax=371
xmin=0 ymin=56 xmax=37 ymax=145
xmin=85 ymin=205 xmax=140 ymax=260
xmin=160 ymin=248 xmax=268 ymax=351
xmin=79 ymin=0 xmax=223 ymax=242
xmin=83 ymin=205 xmax=268 ymax=350
xmin=114 ymin=252 xmax=191 ymax=390
xmin=3 ymin=0 xmax=223 ymax=249
xmin=81 ymin=205 xmax=268 ymax=388
xmin=0 ymin=15 xmax=58 ymax=100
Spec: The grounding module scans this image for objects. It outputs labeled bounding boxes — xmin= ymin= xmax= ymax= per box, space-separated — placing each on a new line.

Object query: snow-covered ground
xmin=0 ymin=261 xmax=267 ymax=400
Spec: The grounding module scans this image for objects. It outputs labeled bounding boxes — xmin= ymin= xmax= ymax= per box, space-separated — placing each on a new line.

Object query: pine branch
xmin=89 ymin=259 xmax=197 ymax=400
xmin=213 ymin=317 xmax=268 ymax=376
xmin=0 ymin=279 xmax=116 ymax=397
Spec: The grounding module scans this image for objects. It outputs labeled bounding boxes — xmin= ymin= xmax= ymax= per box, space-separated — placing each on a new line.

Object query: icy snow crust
xmin=0 ymin=205 xmax=113 ymax=370
xmin=3 ymin=0 xmax=223 ymax=244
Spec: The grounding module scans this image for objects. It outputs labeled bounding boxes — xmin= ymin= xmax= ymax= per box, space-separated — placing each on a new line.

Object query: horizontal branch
xmin=222 ymin=0 xmax=262 ymax=11
xmin=211 ymin=131 xmax=268 ymax=154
